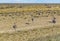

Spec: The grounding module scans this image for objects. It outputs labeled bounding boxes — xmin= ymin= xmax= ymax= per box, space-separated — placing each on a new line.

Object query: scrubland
xmin=0 ymin=4 xmax=60 ymax=41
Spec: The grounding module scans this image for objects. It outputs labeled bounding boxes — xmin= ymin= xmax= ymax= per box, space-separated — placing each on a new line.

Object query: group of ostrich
xmin=12 ymin=11 xmax=56 ymax=31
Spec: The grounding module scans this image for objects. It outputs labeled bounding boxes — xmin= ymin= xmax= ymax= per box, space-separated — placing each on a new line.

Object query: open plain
xmin=0 ymin=4 xmax=60 ymax=41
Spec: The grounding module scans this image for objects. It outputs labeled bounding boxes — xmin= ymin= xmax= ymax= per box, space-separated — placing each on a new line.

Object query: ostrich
xmin=52 ymin=17 xmax=56 ymax=24
xmin=32 ymin=18 xmax=34 ymax=21
xmin=13 ymin=23 xmax=17 ymax=31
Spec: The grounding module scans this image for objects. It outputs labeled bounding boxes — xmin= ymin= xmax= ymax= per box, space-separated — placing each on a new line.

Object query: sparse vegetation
xmin=0 ymin=4 xmax=60 ymax=41
xmin=0 ymin=25 xmax=60 ymax=41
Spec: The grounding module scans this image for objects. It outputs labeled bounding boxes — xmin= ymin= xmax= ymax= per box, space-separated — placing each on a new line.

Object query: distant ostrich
xmin=32 ymin=18 xmax=34 ymax=21
xmin=52 ymin=17 xmax=56 ymax=24
xmin=13 ymin=23 xmax=17 ymax=31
